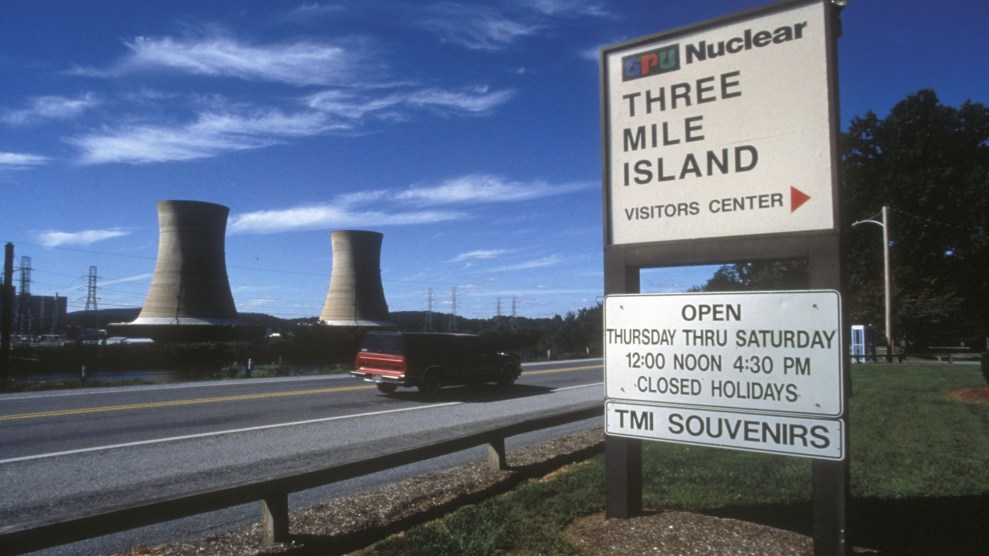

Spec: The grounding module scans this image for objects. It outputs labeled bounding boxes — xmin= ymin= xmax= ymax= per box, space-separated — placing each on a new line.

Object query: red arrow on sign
xmin=790 ymin=186 xmax=811 ymax=213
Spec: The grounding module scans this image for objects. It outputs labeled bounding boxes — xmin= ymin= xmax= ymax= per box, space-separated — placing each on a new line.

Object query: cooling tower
xmin=110 ymin=200 xmax=262 ymax=341
xmin=319 ymin=230 xmax=395 ymax=327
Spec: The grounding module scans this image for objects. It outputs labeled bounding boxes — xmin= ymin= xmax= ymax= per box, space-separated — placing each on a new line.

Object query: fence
xmin=0 ymin=402 xmax=602 ymax=554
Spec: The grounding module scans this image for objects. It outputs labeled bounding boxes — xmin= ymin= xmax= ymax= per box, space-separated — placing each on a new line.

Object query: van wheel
xmin=418 ymin=373 xmax=442 ymax=396
xmin=377 ymin=383 xmax=398 ymax=394
xmin=497 ymin=368 xmax=518 ymax=387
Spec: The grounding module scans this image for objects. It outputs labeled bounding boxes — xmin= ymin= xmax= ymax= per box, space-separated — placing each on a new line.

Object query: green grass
xmin=367 ymin=364 xmax=989 ymax=554
xmin=849 ymin=364 xmax=989 ymax=498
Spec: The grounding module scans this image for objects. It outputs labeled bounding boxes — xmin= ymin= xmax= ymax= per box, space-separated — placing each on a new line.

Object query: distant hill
xmin=65 ymin=308 xmax=140 ymax=327
xmin=62 ymin=308 xmax=558 ymax=333
xmin=64 ymin=309 xmax=290 ymax=329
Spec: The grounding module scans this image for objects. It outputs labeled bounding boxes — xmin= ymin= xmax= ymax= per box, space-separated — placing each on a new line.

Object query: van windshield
xmin=361 ymin=332 xmax=403 ymax=354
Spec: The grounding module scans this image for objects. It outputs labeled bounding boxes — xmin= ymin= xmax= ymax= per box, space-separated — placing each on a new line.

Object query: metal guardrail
xmin=0 ymin=402 xmax=602 ymax=554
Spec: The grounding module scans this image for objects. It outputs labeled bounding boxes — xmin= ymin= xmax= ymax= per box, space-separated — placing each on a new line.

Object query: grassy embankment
xmin=367 ymin=364 xmax=989 ymax=555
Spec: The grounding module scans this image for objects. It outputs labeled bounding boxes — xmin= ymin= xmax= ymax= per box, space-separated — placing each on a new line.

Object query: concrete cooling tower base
xmin=320 ymin=318 xmax=396 ymax=327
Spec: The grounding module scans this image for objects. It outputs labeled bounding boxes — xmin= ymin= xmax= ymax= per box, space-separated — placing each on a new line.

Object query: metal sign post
xmin=600 ymin=1 xmax=848 ymax=554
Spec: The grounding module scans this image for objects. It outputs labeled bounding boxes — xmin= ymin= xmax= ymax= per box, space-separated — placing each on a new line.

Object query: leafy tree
xmin=538 ymin=305 xmax=602 ymax=358
xmin=691 ymin=260 xmax=808 ymax=292
xmin=843 ymin=89 xmax=988 ymax=349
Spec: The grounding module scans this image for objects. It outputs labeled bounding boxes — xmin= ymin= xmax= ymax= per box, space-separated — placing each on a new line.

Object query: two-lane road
xmin=0 ymin=359 xmax=603 ymax=554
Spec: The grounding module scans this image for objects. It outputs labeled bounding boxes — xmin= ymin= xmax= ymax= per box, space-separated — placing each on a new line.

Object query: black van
xmin=352 ymin=331 xmax=522 ymax=395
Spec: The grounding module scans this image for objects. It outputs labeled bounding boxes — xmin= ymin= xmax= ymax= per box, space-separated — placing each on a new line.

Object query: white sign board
xmin=605 ymin=290 xmax=843 ymax=417
xmin=607 ymin=401 xmax=844 ymax=460
xmin=603 ymin=0 xmax=835 ymax=245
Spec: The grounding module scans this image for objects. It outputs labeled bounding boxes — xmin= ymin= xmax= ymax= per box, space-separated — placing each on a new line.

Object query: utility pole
xmin=425 ymin=288 xmax=433 ymax=331
xmin=881 ymin=206 xmax=893 ymax=361
xmin=2 ymin=243 xmax=14 ymax=380
xmin=853 ymin=206 xmax=893 ymax=360
xmin=448 ymin=287 xmax=457 ymax=332
xmin=52 ymin=292 xmax=60 ymax=334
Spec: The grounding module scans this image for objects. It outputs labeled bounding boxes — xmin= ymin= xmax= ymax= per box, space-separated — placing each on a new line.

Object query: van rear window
xmin=361 ymin=332 xmax=404 ymax=354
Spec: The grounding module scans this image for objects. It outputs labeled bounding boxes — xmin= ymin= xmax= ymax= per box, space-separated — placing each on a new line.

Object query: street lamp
xmin=852 ymin=206 xmax=893 ymax=361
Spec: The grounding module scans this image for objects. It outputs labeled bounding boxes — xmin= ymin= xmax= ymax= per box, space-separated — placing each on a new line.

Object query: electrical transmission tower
xmin=448 ymin=287 xmax=457 ymax=332
xmin=17 ymin=256 xmax=32 ymax=334
xmin=496 ymin=297 xmax=502 ymax=317
xmin=84 ymin=266 xmax=99 ymax=326
xmin=425 ymin=288 xmax=433 ymax=331
xmin=18 ymin=257 xmax=31 ymax=296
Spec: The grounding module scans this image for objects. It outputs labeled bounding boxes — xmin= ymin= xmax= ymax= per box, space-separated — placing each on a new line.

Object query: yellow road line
xmin=0 ymin=364 xmax=601 ymax=422
xmin=524 ymin=364 xmax=601 ymax=375
xmin=0 ymin=384 xmax=374 ymax=422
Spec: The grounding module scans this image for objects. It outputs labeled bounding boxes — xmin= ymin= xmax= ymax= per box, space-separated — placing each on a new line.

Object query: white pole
xmin=881 ymin=206 xmax=893 ymax=361
xmin=852 ymin=207 xmax=894 ymax=361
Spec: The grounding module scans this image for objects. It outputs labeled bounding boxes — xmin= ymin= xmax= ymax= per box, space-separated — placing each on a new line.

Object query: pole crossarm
xmin=851 ymin=218 xmax=882 ymax=228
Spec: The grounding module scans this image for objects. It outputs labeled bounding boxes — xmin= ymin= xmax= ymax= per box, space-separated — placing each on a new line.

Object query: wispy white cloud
xmin=0 ymin=152 xmax=50 ymax=170
xmin=405 ymin=86 xmax=515 ymax=113
xmin=528 ymin=0 xmax=611 ymax=18
xmin=34 ymin=20 xmax=519 ymax=166
xmin=69 ymin=83 xmax=512 ymax=165
xmin=305 ymin=85 xmax=514 ymax=121
xmin=101 ymin=273 xmax=153 ymax=287
xmin=35 ymin=228 xmax=130 ymax=247
xmin=2 ymin=93 xmax=100 ymax=126
xmin=228 ymin=172 xmax=588 ymax=235
xmin=228 ymin=204 xmax=465 ymax=235
xmin=398 ymin=174 xmax=591 ymax=205
xmin=76 ymin=34 xmax=364 ymax=87
xmin=580 ymin=45 xmax=603 ymax=62
xmin=286 ymin=2 xmax=346 ymax=21
xmin=423 ymin=4 xmax=543 ymax=51
xmin=68 ymin=122 xmax=258 ymax=165
xmin=421 ymin=1 xmax=611 ymax=51
xmin=492 ymin=255 xmax=563 ymax=272
xmin=67 ymin=106 xmax=341 ymax=165
xmin=452 ymin=249 xmax=512 ymax=262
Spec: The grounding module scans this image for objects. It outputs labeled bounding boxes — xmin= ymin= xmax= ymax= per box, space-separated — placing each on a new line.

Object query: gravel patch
xmin=564 ymin=510 xmax=814 ymax=555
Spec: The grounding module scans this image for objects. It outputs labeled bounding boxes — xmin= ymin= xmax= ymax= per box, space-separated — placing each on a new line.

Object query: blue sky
xmin=1 ymin=0 xmax=986 ymax=320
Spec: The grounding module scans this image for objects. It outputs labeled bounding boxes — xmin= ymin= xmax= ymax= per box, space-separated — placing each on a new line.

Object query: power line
xmin=888 ymin=206 xmax=984 ymax=233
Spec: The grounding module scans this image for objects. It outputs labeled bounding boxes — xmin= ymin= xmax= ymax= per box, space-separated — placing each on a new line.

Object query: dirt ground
xmin=949 ymin=386 xmax=989 ymax=404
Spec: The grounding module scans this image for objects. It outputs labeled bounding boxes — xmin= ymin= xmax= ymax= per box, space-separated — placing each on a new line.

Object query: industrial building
xmin=0 ymin=293 xmax=67 ymax=337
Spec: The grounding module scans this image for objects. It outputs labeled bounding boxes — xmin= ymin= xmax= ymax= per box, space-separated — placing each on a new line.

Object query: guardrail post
xmin=261 ymin=493 xmax=289 ymax=545
xmin=488 ymin=437 xmax=508 ymax=471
